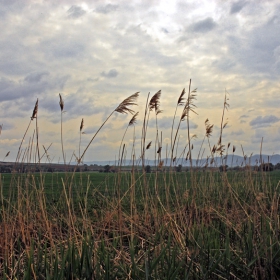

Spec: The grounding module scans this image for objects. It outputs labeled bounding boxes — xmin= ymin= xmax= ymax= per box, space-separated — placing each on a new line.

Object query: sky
xmin=0 ymin=0 xmax=279 ymax=164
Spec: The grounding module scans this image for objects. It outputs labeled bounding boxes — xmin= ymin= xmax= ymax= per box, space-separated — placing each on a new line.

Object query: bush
xmin=145 ymin=165 xmax=151 ymax=173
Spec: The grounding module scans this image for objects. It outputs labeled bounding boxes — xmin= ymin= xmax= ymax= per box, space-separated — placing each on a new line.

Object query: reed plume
xmin=129 ymin=112 xmax=138 ymax=126
xmin=149 ymin=90 xmax=161 ymax=114
xmin=79 ymin=92 xmax=139 ymax=162
xmin=59 ymin=93 xmax=66 ymax=165
xmin=148 ymin=90 xmax=162 ymax=167
xmin=31 ymin=99 xmax=38 ymax=120
xmin=118 ymin=112 xmax=139 ymax=166
xmin=171 ymin=80 xmax=197 ymax=167
xmin=2 ymin=151 xmax=10 ymax=162
xmin=217 ymin=91 xmax=229 ymax=159
xmin=79 ymin=118 xmax=84 ymax=160
xmin=146 ymin=141 xmax=152 ymax=150
xmin=197 ymin=119 xmax=213 ymax=166
xmin=115 ymin=92 xmax=139 ymax=114
xmin=59 ymin=93 xmax=64 ymax=111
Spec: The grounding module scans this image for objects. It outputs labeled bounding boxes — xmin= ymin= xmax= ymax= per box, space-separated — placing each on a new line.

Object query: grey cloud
xmin=87 ymin=77 xmax=99 ymax=82
xmin=251 ymin=129 xmax=268 ymax=144
xmin=240 ymin=115 xmax=249 ymax=119
xmin=227 ymin=10 xmax=280 ymax=76
xmin=85 ymin=123 xmax=113 ymax=134
xmin=231 ymin=129 xmax=244 ymax=136
xmin=52 ymin=43 xmax=85 ymax=58
xmin=212 ymin=59 xmax=236 ymax=71
xmin=46 ymin=92 xmax=105 ymax=124
xmin=240 ymin=120 xmax=246 ymax=124
xmin=0 ymin=74 xmax=69 ymax=105
xmin=95 ymin=4 xmax=118 ymax=14
xmin=149 ymin=116 xmax=198 ymax=130
xmin=101 ymin=69 xmax=118 ymax=78
xmin=24 ymin=71 xmax=49 ymax=83
xmin=67 ymin=5 xmax=86 ymax=18
xmin=0 ymin=0 xmax=25 ymax=17
xmin=230 ymin=1 xmax=247 ymax=14
xmin=250 ymin=115 xmax=280 ymax=127
xmin=0 ymin=122 xmax=14 ymax=131
xmin=191 ymin=17 xmax=217 ymax=33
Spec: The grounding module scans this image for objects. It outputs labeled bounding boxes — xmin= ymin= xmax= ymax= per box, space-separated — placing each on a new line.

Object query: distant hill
xmin=85 ymin=154 xmax=280 ymax=167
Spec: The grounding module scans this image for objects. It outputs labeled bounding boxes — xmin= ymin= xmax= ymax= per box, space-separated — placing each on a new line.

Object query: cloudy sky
xmin=0 ymin=0 xmax=279 ymax=164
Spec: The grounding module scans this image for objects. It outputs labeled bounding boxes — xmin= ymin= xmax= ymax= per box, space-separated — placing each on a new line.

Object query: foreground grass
xmin=0 ymin=169 xmax=279 ymax=279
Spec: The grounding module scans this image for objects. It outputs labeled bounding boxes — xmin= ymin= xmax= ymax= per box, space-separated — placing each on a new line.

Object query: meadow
xmin=0 ymin=82 xmax=280 ymax=279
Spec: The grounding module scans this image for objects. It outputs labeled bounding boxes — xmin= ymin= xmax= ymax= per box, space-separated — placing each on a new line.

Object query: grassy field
xmin=1 ymin=169 xmax=280 ymax=279
xmin=0 ymin=88 xmax=280 ymax=279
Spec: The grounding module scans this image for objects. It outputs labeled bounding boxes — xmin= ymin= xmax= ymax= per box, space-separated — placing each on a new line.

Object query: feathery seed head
xmin=80 ymin=118 xmax=84 ymax=132
xmin=149 ymin=90 xmax=161 ymax=114
xmin=59 ymin=93 xmax=64 ymax=111
xmin=212 ymin=145 xmax=216 ymax=154
xmin=129 ymin=112 xmax=139 ymax=126
xmin=146 ymin=141 xmax=152 ymax=150
xmin=177 ymin=88 xmax=185 ymax=106
xmin=157 ymin=146 xmax=162 ymax=154
xmin=31 ymin=99 xmax=38 ymax=120
xmin=115 ymin=92 xmax=139 ymax=114
xmin=205 ymin=119 xmax=213 ymax=138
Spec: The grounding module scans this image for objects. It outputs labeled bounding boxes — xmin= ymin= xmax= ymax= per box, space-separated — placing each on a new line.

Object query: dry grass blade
xmin=224 ymin=93 xmax=230 ymax=110
xmin=157 ymin=146 xmax=162 ymax=154
xmin=218 ymin=135 xmax=221 ymax=146
xmin=149 ymin=90 xmax=161 ymax=114
xmin=115 ymin=92 xmax=139 ymax=114
xmin=31 ymin=99 xmax=38 ymax=120
xmin=42 ymin=145 xmax=51 ymax=162
xmin=5 ymin=151 xmax=10 ymax=158
xmin=0 ymin=124 xmax=2 ymax=135
xmin=223 ymin=122 xmax=228 ymax=129
xmin=59 ymin=93 xmax=64 ymax=111
xmin=233 ymin=145 xmax=236 ymax=153
xmin=129 ymin=112 xmax=139 ymax=126
xmin=80 ymin=118 xmax=84 ymax=132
